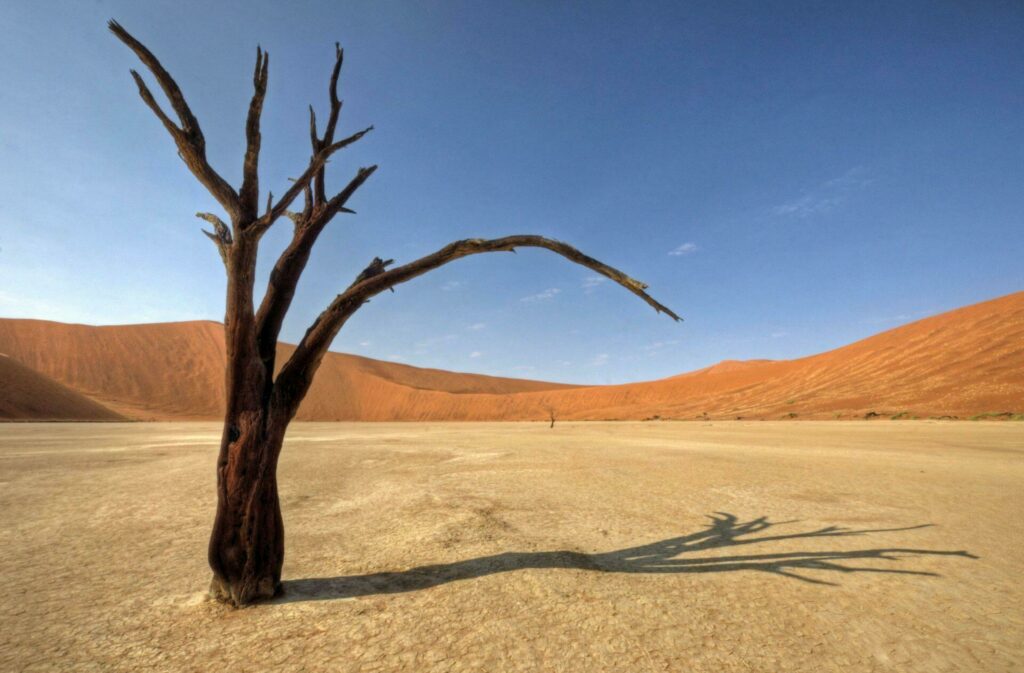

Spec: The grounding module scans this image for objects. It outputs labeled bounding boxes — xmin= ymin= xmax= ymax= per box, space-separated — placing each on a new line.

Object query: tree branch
xmin=324 ymin=44 xmax=344 ymax=144
xmin=109 ymin=20 xmax=242 ymax=221
xmin=197 ymin=212 xmax=232 ymax=264
xmin=344 ymin=236 xmax=680 ymax=320
xmin=257 ymin=126 xmax=373 ymax=231
xmin=273 ymin=235 xmax=679 ymax=417
xmin=239 ymin=46 xmax=269 ymax=220
xmin=313 ymin=44 xmax=345 ymax=206
xmin=254 ymin=165 xmax=378 ymax=363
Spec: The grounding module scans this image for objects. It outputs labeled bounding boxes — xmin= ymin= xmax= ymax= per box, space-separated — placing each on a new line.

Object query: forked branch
xmin=255 ymin=165 xmax=378 ymax=361
xmin=256 ymin=126 xmax=373 ymax=231
xmin=251 ymin=40 xmax=378 ymax=359
xmin=109 ymin=20 xmax=242 ymax=221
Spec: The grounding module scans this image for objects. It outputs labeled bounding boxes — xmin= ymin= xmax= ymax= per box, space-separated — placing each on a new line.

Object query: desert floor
xmin=1 ymin=421 xmax=1022 ymax=672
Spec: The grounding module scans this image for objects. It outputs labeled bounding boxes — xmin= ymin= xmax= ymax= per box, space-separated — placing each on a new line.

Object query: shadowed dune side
xmin=0 ymin=320 xmax=228 ymax=419
xmin=0 ymin=291 xmax=1021 ymax=420
xmin=0 ymin=354 xmax=124 ymax=421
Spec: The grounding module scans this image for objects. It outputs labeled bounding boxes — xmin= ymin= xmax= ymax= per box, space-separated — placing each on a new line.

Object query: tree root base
xmin=209 ymin=574 xmax=281 ymax=607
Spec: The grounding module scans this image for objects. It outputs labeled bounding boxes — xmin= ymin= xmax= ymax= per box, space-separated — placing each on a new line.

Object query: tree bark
xmin=205 ymin=232 xmax=288 ymax=606
xmin=207 ymin=413 xmax=286 ymax=606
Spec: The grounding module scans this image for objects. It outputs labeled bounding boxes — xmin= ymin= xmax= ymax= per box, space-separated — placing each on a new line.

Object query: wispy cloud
xmin=770 ymin=331 xmax=789 ymax=339
xmin=643 ymin=339 xmax=680 ymax=352
xmin=581 ymin=275 xmax=607 ymax=293
xmin=467 ymin=322 xmax=486 ymax=331
xmin=862 ymin=309 xmax=932 ymax=326
xmin=773 ymin=167 xmax=873 ymax=218
xmin=358 ymin=340 xmax=371 ymax=347
xmin=520 ymin=288 xmax=561 ymax=302
xmin=668 ymin=242 xmax=698 ymax=256
xmin=414 ymin=333 xmax=459 ymax=352
xmin=469 ymin=351 xmax=482 ymax=359
xmin=588 ymin=353 xmax=610 ymax=367
xmin=441 ymin=280 xmax=462 ymax=291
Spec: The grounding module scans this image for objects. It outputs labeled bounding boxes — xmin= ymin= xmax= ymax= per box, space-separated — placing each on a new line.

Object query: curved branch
xmin=110 ymin=20 xmax=242 ymax=221
xmin=273 ymin=235 xmax=679 ymax=418
xmin=347 ymin=236 xmax=680 ymax=320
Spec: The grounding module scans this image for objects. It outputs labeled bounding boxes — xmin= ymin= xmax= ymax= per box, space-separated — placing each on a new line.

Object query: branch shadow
xmin=277 ymin=512 xmax=976 ymax=604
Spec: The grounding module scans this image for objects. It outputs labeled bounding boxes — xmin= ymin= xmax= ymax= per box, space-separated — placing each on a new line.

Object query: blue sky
xmin=1 ymin=1 xmax=1021 ymax=384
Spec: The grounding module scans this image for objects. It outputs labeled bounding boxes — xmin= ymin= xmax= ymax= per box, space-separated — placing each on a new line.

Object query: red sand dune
xmin=0 ymin=291 xmax=1021 ymax=421
xmin=0 ymin=320 xmax=575 ymax=421
xmin=0 ymin=354 xmax=123 ymax=421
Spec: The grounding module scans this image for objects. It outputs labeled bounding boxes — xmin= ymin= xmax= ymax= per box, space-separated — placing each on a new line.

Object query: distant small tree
xmin=547 ymin=405 xmax=557 ymax=428
xmin=110 ymin=21 xmax=678 ymax=606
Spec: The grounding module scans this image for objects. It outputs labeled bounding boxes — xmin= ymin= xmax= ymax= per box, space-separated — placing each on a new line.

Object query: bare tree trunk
xmin=207 ymin=415 xmax=286 ymax=605
xmin=207 ymin=236 xmax=288 ymax=606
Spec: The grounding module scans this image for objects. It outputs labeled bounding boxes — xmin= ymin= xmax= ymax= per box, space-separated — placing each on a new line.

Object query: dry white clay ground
xmin=1 ymin=421 xmax=1022 ymax=672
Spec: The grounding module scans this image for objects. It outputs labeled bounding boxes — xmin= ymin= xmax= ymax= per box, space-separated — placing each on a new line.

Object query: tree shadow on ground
xmin=277 ymin=512 xmax=976 ymax=603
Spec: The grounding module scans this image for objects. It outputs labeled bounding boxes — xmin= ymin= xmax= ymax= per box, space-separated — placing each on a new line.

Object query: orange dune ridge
xmin=0 ymin=291 xmax=1021 ymax=421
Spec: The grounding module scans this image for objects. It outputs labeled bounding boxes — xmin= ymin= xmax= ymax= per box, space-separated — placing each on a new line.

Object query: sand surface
xmin=1 ymin=421 xmax=1022 ymax=672
xmin=2 ymin=291 xmax=1021 ymax=422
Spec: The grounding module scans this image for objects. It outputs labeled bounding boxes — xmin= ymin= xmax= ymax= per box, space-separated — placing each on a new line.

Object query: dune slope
xmin=0 ymin=291 xmax=1020 ymax=420
xmin=0 ymin=354 xmax=124 ymax=421
xmin=0 ymin=319 xmax=576 ymax=420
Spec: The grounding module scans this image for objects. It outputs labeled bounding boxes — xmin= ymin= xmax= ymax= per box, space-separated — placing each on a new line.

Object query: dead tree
xmin=547 ymin=405 xmax=557 ymax=428
xmin=110 ymin=21 xmax=679 ymax=607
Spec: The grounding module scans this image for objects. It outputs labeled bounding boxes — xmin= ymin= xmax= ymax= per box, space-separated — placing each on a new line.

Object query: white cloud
xmin=644 ymin=339 xmax=681 ymax=352
xmin=668 ymin=242 xmax=698 ymax=256
xmin=825 ymin=167 xmax=874 ymax=190
xmin=414 ymin=333 xmax=458 ymax=352
xmin=520 ymin=288 xmax=561 ymax=302
xmin=772 ymin=195 xmax=843 ymax=217
xmin=588 ymin=353 xmax=610 ymax=367
xmin=773 ymin=167 xmax=873 ymax=219
xmin=770 ymin=331 xmax=789 ymax=339
xmin=581 ymin=275 xmax=607 ymax=292
xmin=469 ymin=351 xmax=482 ymax=359
xmin=441 ymin=280 xmax=462 ymax=291
xmin=862 ymin=309 xmax=932 ymax=326
xmin=467 ymin=322 xmax=486 ymax=331
xmin=358 ymin=340 xmax=371 ymax=347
